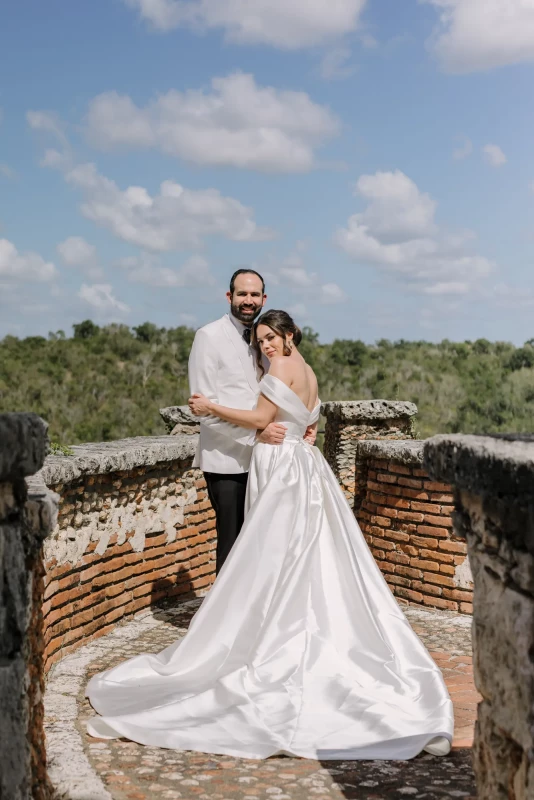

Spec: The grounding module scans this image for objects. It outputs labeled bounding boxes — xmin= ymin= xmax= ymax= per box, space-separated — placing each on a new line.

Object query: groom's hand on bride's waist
xmin=256 ymin=423 xmax=287 ymax=445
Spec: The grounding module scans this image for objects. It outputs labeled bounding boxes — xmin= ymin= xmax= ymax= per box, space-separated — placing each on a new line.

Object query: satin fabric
xmin=86 ymin=375 xmax=453 ymax=759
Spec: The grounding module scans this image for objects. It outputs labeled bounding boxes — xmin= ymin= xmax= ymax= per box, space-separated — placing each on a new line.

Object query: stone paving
xmin=45 ymin=599 xmax=479 ymax=800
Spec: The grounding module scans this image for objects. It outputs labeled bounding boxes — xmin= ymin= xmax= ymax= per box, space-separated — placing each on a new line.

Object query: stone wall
xmin=39 ymin=436 xmax=216 ymax=672
xmin=0 ymin=413 xmax=58 ymax=800
xmin=322 ymin=399 xmax=418 ymax=501
xmin=425 ymin=434 xmax=534 ymax=800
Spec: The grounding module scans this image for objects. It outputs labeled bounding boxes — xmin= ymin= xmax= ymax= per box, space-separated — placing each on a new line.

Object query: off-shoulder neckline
xmin=262 ymin=373 xmax=320 ymax=415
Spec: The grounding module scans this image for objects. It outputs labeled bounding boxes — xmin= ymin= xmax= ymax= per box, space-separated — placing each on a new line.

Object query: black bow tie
xmin=242 ymin=327 xmax=252 ymax=345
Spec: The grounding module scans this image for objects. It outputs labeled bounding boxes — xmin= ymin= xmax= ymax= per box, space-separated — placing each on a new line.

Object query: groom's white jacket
xmin=188 ymin=313 xmax=262 ymax=474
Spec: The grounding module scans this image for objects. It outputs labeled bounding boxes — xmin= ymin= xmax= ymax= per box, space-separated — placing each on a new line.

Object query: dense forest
xmin=1 ymin=319 xmax=533 ymax=445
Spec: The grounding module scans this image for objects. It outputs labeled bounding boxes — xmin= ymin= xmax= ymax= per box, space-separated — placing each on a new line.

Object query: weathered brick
xmin=426 ymin=481 xmax=452 ymax=493
xmin=423 ymin=595 xmax=457 ymax=611
xmin=376 ymin=560 xmax=396 ymax=575
xmin=385 ymin=574 xmax=411 ymax=587
xmin=397 ymin=477 xmax=422 ymax=489
xmin=396 ymin=587 xmax=424 ymax=604
xmin=411 ymin=559 xmax=440 ymax=572
xmin=396 ymin=565 xmax=422 ymax=580
xmin=388 ymin=463 xmax=411 ymax=475
xmin=429 ymin=492 xmax=454 ymax=503
xmin=376 ymin=473 xmax=398 ymax=485
xmin=442 ymin=588 xmax=473 ymax=603
xmin=411 ymin=535 xmax=439 ymax=549
xmin=396 ymin=510 xmax=425 ymax=523
xmin=439 ymin=540 xmax=467 ymax=554
xmin=413 ymin=580 xmax=442 ymax=597
xmin=417 ymin=525 xmax=449 ymax=539
xmin=370 ymin=515 xmax=392 ymax=528
xmin=411 ymin=501 xmax=438 ymax=514
xmin=381 ymin=507 xmax=398 ymax=518
xmin=397 ymin=486 xmax=429 ymax=500
xmin=386 ymin=551 xmax=410 ymax=566
xmin=423 ymin=514 xmax=453 ymax=529
xmin=420 ymin=548 xmax=454 ymax=564
xmin=423 ymin=571 xmax=455 ymax=588
xmin=385 ymin=530 xmax=410 ymax=543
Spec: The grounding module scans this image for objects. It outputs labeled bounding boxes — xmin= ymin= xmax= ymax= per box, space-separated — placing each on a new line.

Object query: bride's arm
xmin=190 ymin=392 xmax=277 ymax=430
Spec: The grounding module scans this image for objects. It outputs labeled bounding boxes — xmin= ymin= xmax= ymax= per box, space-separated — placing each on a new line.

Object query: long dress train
xmin=86 ymin=375 xmax=453 ymax=760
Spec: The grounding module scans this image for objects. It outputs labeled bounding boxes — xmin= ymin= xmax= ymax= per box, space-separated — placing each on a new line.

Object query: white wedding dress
xmin=86 ymin=375 xmax=453 ymax=759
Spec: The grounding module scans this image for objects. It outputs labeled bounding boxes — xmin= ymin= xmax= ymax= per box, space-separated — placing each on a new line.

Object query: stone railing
xmin=0 ymin=413 xmax=58 ymax=800
xmin=40 ymin=435 xmax=216 ymax=672
xmin=322 ymin=399 xmax=418 ymax=501
xmin=425 ymin=434 xmax=534 ymax=800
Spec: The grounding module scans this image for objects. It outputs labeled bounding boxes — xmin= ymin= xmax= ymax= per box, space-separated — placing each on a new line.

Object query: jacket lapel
xmin=222 ymin=314 xmax=259 ymax=393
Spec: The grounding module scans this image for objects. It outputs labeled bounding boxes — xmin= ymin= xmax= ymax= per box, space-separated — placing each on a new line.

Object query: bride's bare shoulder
xmin=268 ymin=356 xmax=293 ymax=382
xmin=305 ymin=363 xmax=319 ymax=399
xmin=305 ymin=362 xmax=318 ymax=386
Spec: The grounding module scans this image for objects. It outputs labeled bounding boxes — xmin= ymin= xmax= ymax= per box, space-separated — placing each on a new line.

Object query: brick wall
xmin=39 ymin=437 xmax=216 ymax=672
xmin=356 ymin=451 xmax=473 ymax=614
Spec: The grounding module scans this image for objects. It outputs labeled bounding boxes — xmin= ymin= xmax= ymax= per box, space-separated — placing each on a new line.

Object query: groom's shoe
xmin=423 ymin=736 xmax=451 ymax=756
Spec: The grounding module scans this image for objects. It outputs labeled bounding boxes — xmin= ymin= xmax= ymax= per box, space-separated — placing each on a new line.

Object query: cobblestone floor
xmin=45 ymin=600 xmax=479 ymax=800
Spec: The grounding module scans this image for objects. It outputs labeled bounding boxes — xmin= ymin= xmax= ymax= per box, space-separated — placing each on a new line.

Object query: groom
xmin=188 ymin=269 xmax=287 ymax=574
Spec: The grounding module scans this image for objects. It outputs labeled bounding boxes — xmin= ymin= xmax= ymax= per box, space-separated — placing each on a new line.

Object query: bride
xmin=86 ymin=310 xmax=453 ymax=760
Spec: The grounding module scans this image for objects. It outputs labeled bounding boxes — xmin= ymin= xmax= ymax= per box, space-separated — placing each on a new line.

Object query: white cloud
xmin=286 ymin=303 xmax=307 ymax=319
xmin=425 ymin=0 xmax=534 ymax=73
xmin=452 ymin=135 xmax=472 ymax=161
xmin=483 ymin=143 xmax=507 ymax=167
xmin=177 ymin=313 xmax=197 ymax=325
xmin=335 ymin=169 xmax=495 ymax=295
xmin=0 ymin=238 xmax=57 ymax=282
xmin=0 ymin=163 xmax=16 ymax=179
xmin=352 ymin=170 xmax=437 ymax=241
xmin=259 ymin=245 xmax=347 ymax=305
xmin=85 ymin=74 xmax=340 ymax=173
xmin=319 ymin=282 xmax=348 ymax=304
xmin=124 ymin=0 xmax=367 ymax=49
xmin=319 ymin=46 xmax=358 ymax=80
xmin=26 ymin=110 xmax=69 ymax=146
xmin=58 ymin=236 xmax=104 ymax=279
xmin=57 ymin=236 xmax=96 ymax=267
xmin=119 ymin=253 xmax=216 ymax=287
xmin=79 ymin=283 xmax=130 ymax=313
xmin=46 ymin=159 xmax=273 ymax=252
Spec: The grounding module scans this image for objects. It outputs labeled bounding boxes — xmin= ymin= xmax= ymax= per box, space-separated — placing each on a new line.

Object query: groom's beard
xmin=230 ymin=301 xmax=262 ymax=325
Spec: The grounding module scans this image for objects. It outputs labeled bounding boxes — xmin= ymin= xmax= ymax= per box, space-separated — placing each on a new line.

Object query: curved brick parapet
xmin=38 ymin=434 xmax=216 ymax=672
xmin=424 ymin=433 xmax=534 ymax=799
xmin=355 ymin=439 xmax=473 ymax=614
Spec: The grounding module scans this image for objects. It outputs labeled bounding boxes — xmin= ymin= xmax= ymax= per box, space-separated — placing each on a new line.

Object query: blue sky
xmin=1 ymin=0 xmax=534 ymax=344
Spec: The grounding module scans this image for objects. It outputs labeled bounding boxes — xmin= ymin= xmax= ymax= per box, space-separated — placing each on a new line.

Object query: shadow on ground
xmin=318 ymin=749 xmax=476 ymax=798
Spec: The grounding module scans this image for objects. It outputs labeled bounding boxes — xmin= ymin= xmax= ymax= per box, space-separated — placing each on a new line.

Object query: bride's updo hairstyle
xmin=252 ymin=309 xmax=302 ymax=375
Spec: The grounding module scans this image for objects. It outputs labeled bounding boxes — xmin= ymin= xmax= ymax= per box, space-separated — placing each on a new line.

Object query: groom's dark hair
xmin=229 ymin=269 xmax=265 ymax=296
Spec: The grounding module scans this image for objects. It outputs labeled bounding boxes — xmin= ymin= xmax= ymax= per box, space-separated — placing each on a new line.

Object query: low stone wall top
xmin=40 ymin=435 xmax=198 ymax=486
xmin=0 ymin=412 xmax=49 ymax=481
xmin=321 ymin=399 xmax=418 ymax=423
xmin=160 ymin=405 xmax=200 ymax=435
xmin=358 ymin=439 xmax=424 ymax=465
xmin=424 ymin=433 xmax=534 ymax=504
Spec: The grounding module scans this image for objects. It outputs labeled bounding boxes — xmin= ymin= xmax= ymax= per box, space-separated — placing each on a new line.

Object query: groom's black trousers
xmin=204 ymin=472 xmax=248 ymax=575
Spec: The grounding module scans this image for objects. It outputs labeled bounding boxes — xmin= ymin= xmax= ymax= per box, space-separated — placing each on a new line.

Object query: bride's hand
xmin=189 ymin=394 xmax=212 ymax=416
